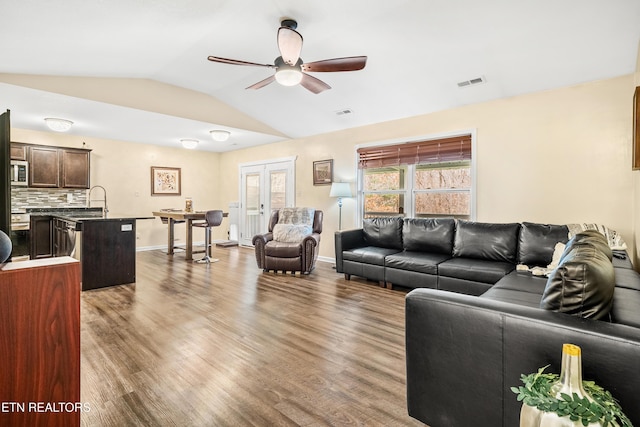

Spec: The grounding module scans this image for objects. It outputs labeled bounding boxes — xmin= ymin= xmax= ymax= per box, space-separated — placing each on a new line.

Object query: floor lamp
xmin=329 ymin=182 xmax=352 ymax=231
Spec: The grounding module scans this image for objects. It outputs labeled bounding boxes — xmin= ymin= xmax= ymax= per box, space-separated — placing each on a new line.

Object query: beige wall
xmin=633 ymin=41 xmax=640 ymax=265
xmin=218 ymin=74 xmax=636 ymax=260
xmin=12 ymin=72 xmax=637 ymax=262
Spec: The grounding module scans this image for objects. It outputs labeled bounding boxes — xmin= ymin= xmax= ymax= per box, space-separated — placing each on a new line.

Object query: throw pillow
xmin=272 ymin=223 xmax=313 ymax=243
xmin=278 ymin=207 xmax=315 ymax=226
xmin=540 ymin=232 xmax=615 ymax=320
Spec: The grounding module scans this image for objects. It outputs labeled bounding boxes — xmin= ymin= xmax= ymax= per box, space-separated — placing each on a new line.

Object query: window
xmin=358 ymin=134 xmax=473 ymax=221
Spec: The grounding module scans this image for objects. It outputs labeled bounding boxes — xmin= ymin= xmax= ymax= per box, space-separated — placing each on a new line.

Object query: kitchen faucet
xmin=89 ymin=185 xmax=108 ymax=215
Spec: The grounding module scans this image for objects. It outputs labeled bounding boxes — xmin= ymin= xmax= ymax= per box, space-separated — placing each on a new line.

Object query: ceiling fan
xmin=207 ymin=19 xmax=367 ymax=94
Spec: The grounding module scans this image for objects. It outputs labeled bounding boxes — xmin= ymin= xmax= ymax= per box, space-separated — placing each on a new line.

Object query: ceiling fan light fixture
xmin=275 ymin=68 xmax=303 ymax=86
xmin=180 ymin=138 xmax=199 ymax=149
xmin=210 ymin=130 xmax=230 ymax=141
xmin=44 ymin=117 xmax=73 ymax=132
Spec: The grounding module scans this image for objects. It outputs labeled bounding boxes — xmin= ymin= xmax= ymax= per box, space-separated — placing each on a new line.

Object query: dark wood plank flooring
xmin=80 ymin=247 xmax=425 ymax=426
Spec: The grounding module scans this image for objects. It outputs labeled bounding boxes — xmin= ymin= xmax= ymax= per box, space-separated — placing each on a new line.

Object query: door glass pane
xmin=270 ymin=171 xmax=286 ymax=210
xmin=245 ymin=173 xmax=261 ymax=240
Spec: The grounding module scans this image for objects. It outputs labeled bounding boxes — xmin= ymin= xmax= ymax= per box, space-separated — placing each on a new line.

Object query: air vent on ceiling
xmin=335 ymin=108 xmax=353 ymax=116
xmin=457 ymin=76 xmax=486 ymax=88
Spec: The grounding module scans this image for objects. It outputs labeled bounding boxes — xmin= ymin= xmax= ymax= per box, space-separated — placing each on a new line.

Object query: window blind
xmin=357 ymin=134 xmax=471 ymax=169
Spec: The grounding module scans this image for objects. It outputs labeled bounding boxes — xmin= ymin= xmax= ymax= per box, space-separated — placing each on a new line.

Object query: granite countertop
xmin=26 ymin=207 xmax=154 ymax=222
xmin=56 ymin=213 xmax=155 ymax=222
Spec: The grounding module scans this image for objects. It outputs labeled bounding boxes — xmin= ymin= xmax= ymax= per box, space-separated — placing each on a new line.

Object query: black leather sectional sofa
xmin=334 ymin=217 xmax=640 ymax=426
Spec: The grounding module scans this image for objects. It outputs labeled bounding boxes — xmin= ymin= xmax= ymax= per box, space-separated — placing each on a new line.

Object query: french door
xmin=239 ymin=157 xmax=295 ymax=246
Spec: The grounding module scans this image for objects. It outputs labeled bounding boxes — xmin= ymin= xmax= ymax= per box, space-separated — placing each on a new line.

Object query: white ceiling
xmin=1 ymin=0 xmax=639 ymax=152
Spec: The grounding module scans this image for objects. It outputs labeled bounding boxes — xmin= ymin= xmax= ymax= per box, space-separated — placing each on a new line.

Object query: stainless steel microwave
xmin=10 ymin=160 xmax=28 ymax=186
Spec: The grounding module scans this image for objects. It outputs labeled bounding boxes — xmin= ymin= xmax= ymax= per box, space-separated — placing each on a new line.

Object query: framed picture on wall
xmin=151 ymin=166 xmax=181 ymax=196
xmin=313 ymin=159 xmax=333 ymax=185
xmin=634 ymin=86 xmax=640 ymax=170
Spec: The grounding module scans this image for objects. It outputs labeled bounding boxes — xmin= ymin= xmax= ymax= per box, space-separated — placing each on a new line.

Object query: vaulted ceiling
xmin=1 ymin=0 xmax=639 ymax=152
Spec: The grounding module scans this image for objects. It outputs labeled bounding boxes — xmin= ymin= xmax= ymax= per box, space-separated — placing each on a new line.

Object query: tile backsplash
xmin=12 ymin=188 xmax=88 ymax=210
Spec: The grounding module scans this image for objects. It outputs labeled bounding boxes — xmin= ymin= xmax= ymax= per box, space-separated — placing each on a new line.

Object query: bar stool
xmin=193 ymin=210 xmax=224 ymax=263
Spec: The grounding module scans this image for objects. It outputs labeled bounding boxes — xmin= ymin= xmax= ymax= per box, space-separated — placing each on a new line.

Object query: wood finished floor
xmin=80 ymin=247 xmax=425 ymax=426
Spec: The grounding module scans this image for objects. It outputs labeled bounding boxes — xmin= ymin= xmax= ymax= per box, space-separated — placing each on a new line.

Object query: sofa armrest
xmin=334 ymin=229 xmax=365 ymax=273
xmin=252 ymin=232 xmax=273 ymax=269
xmin=405 ymin=288 xmax=640 ymax=427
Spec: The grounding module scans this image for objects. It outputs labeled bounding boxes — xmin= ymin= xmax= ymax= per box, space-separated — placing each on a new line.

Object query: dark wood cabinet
xmin=53 ymin=218 xmax=76 ymax=257
xmin=81 ymin=219 xmax=136 ymax=290
xmin=10 ymin=142 xmax=28 ymax=160
xmin=29 ymin=145 xmax=60 ymax=187
xmin=60 ymin=148 xmax=90 ymax=188
xmin=0 ymin=258 xmax=81 ymax=427
xmin=30 ymin=215 xmax=53 ymax=259
xmin=24 ymin=143 xmax=91 ymax=189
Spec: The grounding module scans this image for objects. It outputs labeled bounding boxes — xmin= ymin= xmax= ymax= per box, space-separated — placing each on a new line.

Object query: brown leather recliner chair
xmin=252 ymin=208 xmax=323 ymax=274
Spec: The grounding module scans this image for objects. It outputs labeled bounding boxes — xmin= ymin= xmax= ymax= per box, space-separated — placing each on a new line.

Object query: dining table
xmin=152 ymin=210 xmax=227 ymax=261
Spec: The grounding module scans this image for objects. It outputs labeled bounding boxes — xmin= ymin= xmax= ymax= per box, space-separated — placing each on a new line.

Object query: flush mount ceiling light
xmin=44 ymin=118 xmax=73 ymax=132
xmin=180 ymin=138 xmax=199 ymax=149
xmin=210 ymin=130 xmax=231 ymax=142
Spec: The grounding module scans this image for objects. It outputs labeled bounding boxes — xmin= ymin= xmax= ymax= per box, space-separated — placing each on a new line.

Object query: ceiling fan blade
xmin=246 ymin=75 xmax=276 ymax=90
xmin=302 ymin=56 xmax=367 ymax=72
xmin=277 ymin=27 xmax=303 ymax=65
xmin=208 ymin=56 xmax=275 ymax=68
xmin=299 ymin=73 xmax=331 ymax=94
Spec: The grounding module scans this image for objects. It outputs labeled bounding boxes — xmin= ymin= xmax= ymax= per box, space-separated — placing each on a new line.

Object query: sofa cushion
xmin=438 ymin=257 xmax=515 ymax=284
xmin=265 ymin=241 xmax=301 ymax=258
xmin=518 ymin=222 xmax=569 ymax=267
xmin=403 ymin=218 xmax=455 ymax=254
xmin=614 ymin=267 xmax=640 ymax=291
xmin=612 ymin=250 xmax=634 ymax=269
xmin=342 ymin=246 xmax=401 ymax=266
xmin=385 ymin=251 xmax=451 ymax=275
xmin=480 ymin=271 xmax=548 ymax=307
xmin=611 ymin=287 xmax=640 ymax=328
xmin=540 ymin=232 xmax=615 ymax=320
xmin=453 ymin=221 xmax=520 ymax=263
xmin=488 ymin=271 xmax=548 ymax=295
xmin=363 ymin=217 xmax=404 ymax=249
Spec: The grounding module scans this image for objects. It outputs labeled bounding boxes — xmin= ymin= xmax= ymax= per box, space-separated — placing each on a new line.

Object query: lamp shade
xmin=329 ymin=182 xmax=352 ymax=198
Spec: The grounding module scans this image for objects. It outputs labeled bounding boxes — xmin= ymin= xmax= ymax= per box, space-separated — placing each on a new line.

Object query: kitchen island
xmin=27 ymin=208 xmax=153 ymax=290
xmin=72 ymin=213 xmax=153 ymax=290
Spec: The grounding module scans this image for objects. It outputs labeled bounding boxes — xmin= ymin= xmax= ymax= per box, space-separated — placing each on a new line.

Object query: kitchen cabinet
xmin=10 ymin=142 xmax=28 ymax=160
xmin=0 ymin=257 xmax=81 ymax=427
xmin=53 ymin=218 xmax=76 ymax=257
xmin=29 ymin=145 xmax=60 ymax=187
xmin=26 ymin=144 xmax=91 ymax=189
xmin=60 ymin=148 xmax=90 ymax=188
xmin=30 ymin=215 xmax=53 ymax=259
